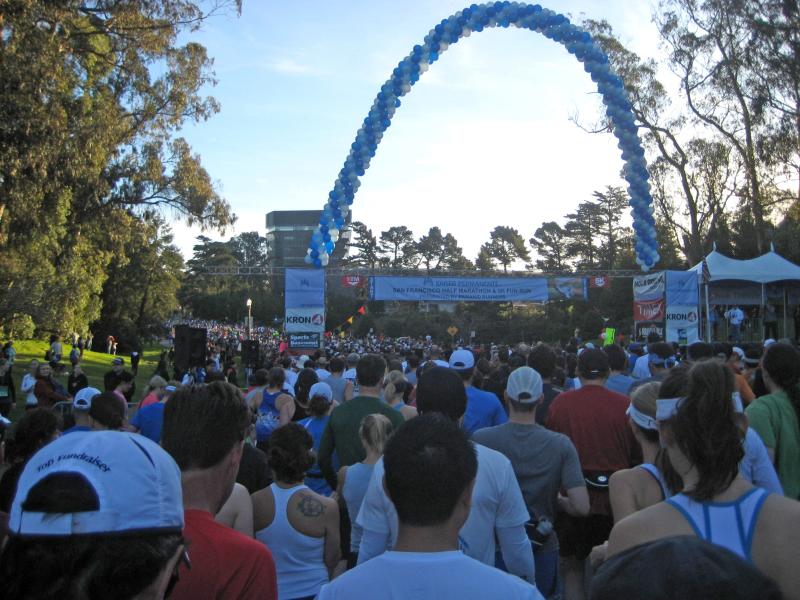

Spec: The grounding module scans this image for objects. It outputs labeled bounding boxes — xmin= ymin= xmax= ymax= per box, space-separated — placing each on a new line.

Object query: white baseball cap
xmin=9 ymin=431 xmax=183 ymax=537
xmin=309 ymin=382 xmax=333 ymax=403
xmin=73 ymin=387 xmax=101 ymax=411
xmin=506 ymin=367 xmax=543 ymax=403
xmin=448 ymin=349 xmax=475 ymax=370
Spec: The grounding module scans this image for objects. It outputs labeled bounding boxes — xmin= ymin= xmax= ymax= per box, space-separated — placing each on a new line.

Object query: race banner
xmin=665 ymin=305 xmax=700 ymax=344
xmin=633 ymin=271 xmax=665 ymax=301
xmin=635 ymin=322 xmax=665 ymax=340
xmin=633 ymin=298 xmax=665 ymax=322
xmin=285 ymin=307 xmax=326 ymax=333
xmin=340 ymin=275 xmax=368 ymax=288
xmin=285 ymin=268 xmax=326 ymax=308
xmin=665 ymin=271 xmax=699 ymax=306
xmin=548 ymin=277 xmax=588 ymax=301
xmin=288 ymin=333 xmax=321 ymax=349
xmin=370 ymin=276 xmax=550 ymax=302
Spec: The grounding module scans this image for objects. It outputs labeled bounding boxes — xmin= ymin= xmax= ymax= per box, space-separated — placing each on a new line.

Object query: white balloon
xmin=321 ymin=255 xmax=330 ymax=266
xmin=304 ymin=255 xmax=313 ymax=264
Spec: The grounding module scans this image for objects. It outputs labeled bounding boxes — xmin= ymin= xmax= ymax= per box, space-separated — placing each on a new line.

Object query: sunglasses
xmin=164 ymin=544 xmax=191 ymax=598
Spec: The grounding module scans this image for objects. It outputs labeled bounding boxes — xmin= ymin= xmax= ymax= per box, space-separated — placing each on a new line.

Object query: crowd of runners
xmin=0 ymin=330 xmax=798 ymax=599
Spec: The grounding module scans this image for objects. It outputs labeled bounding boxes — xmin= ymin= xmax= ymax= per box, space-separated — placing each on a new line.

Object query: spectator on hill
xmin=66 ymin=363 xmax=88 ymax=397
xmin=161 ymin=381 xmax=278 ymax=600
xmin=20 ymin=359 xmax=39 ymax=409
xmin=33 ymin=363 xmax=70 ymax=410
xmin=103 ymin=357 xmax=135 ymax=402
xmin=0 ymin=431 xmax=187 ymax=599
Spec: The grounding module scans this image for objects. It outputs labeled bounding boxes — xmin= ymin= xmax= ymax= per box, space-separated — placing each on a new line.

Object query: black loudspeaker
xmin=174 ymin=326 xmax=207 ymax=370
xmin=241 ymin=340 xmax=260 ymax=369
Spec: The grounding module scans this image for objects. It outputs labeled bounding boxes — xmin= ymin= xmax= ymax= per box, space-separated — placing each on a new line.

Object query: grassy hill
xmin=6 ymin=340 xmax=168 ymax=423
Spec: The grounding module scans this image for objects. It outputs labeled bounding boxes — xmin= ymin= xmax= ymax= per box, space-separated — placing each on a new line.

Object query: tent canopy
xmin=690 ymin=249 xmax=800 ymax=284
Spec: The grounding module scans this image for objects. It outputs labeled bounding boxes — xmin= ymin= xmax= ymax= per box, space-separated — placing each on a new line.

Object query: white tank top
xmin=255 ymin=483 xmax=328 ymax=599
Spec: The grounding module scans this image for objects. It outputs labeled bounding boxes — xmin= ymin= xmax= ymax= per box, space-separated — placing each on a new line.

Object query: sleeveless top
xmin=665 ymin=487 xmax=770 ymax=560
xmin=342 ymin=462 xmax=375 ymax=553
xmin=256 ymin=391 xmax=282 ymax=442
xmin=255 ymin=484 xmax=328 ymax=599
xmin=639 ymin=463 xmax=670 ymax=500
xmin=392 ymin=401 xmax=405 ymax=411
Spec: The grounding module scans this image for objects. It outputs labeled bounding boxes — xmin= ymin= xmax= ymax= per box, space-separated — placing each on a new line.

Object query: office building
xmin=265 ymin=210 xmax=350 ymax=268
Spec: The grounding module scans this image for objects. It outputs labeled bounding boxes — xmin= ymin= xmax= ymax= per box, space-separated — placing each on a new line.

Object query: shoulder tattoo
xmin=297 ymin=495 xmax=325 ymax=517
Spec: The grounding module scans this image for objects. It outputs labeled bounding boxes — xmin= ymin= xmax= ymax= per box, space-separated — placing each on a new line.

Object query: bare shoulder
xmin=609 ymin=467 xmax=636 ymax=488
xmin=607 ymin=502 xmax=686 ymax=558
xmin=294 ymin=489 xmax=336 ymax=517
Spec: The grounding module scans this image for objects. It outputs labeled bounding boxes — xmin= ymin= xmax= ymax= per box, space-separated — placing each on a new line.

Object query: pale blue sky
xmin=175 ymin=1 xmax=666 ymax=261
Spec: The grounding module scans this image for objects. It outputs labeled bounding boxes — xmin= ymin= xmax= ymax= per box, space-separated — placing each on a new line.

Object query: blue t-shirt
xmin=131 ymin=402 xmax=166 ymax=443
xmin=299 ymin=415 xmax=335 ymax=496
xmin=463 ymin=386 xmax=508 ymax=437
xmin=62 ymin=425 xmax=92 ymax=435
xmin=605 ymin=373 xmax=635 ymax=396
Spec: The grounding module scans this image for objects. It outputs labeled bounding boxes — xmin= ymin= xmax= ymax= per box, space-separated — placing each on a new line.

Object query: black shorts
xmin=555 ymin=513 xmax=614 ymax=560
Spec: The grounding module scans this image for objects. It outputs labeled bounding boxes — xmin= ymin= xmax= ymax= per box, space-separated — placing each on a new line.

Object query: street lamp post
xmin=246 ymin=298 xmax=252 ymax=339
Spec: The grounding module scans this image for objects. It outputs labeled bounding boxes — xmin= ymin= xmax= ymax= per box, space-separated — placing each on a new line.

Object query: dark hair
xmin=687 ymin=341 xmax=714 ymax=362
xmin=295 ymin=368 xmax=319 ymax=404
xmin=329 ymin=356 xmax=345 ymax=373
xmin=0 ymin=472 xmax=183 ymax=600
xmin=251 ymin=368 xmax=269 ymax=387
xmin=88 ymin=393 xmax=125 ymax=430
xmin=577 ymin=348 xmax=610 ymax=379
xmin=762 ymin=342 xmax=800 ymax=421
xmin=162 ymin=382 xmax=250 ymax=470
xmin=528 ymin=344 xmax=556 ymax=378
xmin=384 ymin=413 xmax=477 ymax=526
xmin=266 ymin=367 xmax=284 ymax=388
xmin=416 ymin=367 xmax=467 ymax=421
xmin=454 ymin=367 xmax=475 ymax=382
xmin=646 ymin=331 xmax=662 ymax=344
xmin=308 ymin=390 xmax=332 ymax=417
xmin=356 ymin=354 xmax=386 ymax=387
xmin=657 ymin=364 xmax=691 ymax=494
xmin=267 ymin=423 xmax=315 ymax=482
xmin=116 ymin=371 xmax=134 ymax=384
xmin=603 ymin=344 xmax=628 ymax=372
xmin=6 ymin=408 xmax=59 ymax=463
xmin=406 ymin=355 xmax=420 ymax=369
xmin=666 ymin=361 xmax=743 ymax=501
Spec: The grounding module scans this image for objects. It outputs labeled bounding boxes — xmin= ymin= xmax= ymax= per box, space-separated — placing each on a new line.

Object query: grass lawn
xmin=6 ymin=339 xmax=168 ymax=424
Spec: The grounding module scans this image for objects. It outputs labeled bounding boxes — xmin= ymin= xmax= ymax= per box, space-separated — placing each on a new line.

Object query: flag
xmin=357 ymin=306 xmax=367 ymax=315
xmin=346 ymin=316 xmax=354 ymax=324
xmin=701 ymin=259 xmax=711 ymax=284
xmin=590 ymin=276 xmax=609 ymax=288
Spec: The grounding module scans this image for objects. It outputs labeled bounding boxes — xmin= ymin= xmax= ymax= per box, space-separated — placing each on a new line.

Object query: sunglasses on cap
xmin=164 ymin=542 xmax=192 ymax=598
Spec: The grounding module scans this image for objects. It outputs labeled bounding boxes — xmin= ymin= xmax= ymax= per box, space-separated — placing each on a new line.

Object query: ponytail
xmin=762 ymin=343 xmax=800 ymax=421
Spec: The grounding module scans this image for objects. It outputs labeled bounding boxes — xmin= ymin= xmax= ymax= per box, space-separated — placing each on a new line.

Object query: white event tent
xmin=689 ymin=245 xmax=800 ymax=340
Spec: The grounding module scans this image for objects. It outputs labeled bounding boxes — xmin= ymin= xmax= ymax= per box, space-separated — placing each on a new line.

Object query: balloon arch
xmin=305 ymin=2 xmax=660 ymax=271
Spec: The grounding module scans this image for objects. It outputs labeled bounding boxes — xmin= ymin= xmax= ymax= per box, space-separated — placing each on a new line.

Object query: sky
xmin=174 ymin=0 xmax=667 ymax=262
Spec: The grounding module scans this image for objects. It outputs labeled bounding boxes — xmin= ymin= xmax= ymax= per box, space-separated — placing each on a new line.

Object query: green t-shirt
xmin=318 ymin=395 xmax=406 ymax=489
xmin=746 ymin=390 xmax=800 ymax=500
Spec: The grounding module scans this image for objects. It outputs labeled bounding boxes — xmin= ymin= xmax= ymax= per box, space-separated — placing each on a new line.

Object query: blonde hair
xmin=384 ymin=370 xmax=407 ymax=402
xmin=359 ymin=413 xmax=394 ymax=455
xmin=631 ymin=381 xmax=660 ymax=419
xmin=147 ymin=375 xmax=167 ymax=391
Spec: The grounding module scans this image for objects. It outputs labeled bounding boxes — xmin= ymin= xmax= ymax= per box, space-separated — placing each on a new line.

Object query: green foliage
xmin=0 ymin=0 xmax=237 ymax=342
xmin=484 ymin=226 xmax=530 ymax=273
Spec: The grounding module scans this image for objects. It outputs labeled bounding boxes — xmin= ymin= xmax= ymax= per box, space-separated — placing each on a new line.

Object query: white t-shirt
xmin=317 ymin=550 xmax=542 ymax=600
xmin=356 ymin=443 xmax=529 ymax=567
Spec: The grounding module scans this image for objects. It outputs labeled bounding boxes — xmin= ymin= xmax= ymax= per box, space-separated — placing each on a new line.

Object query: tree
xmin=564 ymin=203 xmax=602 ymax=270
xmin=379 ymin=226 xmax=414 ymax=268
xmin=484 ymin=226 xmax=530 ymax=273
xmin=344 ymin=221 xmax=382 ymax=269
xmin=476 ymin=244 xmax=497 ymax=271
xmin=529 ymin=222 xmax=569 ymax=272
xmin=415 ymin=227 xmax=470 ymax=272
xmin=586 ymin=187 xmax=630 ymax=269
xmin=0 ymin=1 xmax=239 ymax=334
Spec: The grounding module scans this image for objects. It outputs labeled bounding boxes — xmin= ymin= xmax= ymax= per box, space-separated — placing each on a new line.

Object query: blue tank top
xmin=342 ymin=462 xmax=375 ymax=553
xmin=665 ymin=487 xmax=770 ymax=560
xmin=639 ymin=463 xmax=670 ymax=499
xmin=299 ymin=416 xmax=333 ymax=496
xmin=256 ymin=391 xmax=282 ymax=442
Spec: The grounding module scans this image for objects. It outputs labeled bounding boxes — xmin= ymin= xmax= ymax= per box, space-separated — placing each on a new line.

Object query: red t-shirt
xmin=171 ymin=509 xmax=278 ymax=600
xmin=546 ymin=384 xmax=639 ymax=515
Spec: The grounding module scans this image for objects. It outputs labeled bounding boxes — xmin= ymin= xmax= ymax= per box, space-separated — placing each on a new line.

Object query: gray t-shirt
xmin=472 ymin=422 xmax=584 ymax=550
